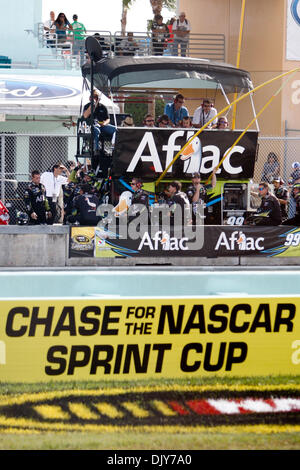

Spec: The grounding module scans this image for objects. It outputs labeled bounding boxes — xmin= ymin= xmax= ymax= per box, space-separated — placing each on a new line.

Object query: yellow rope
xmin=154 ymin=67 xmax=300 ymax=188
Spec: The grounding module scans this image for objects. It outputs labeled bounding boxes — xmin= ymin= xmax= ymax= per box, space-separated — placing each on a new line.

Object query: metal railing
xmin=32 ymin=24 xmax=226 ymax=70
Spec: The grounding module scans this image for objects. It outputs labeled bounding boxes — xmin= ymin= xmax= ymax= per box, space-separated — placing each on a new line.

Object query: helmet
xmin=16 ymin=211 xmax=29 ymax=225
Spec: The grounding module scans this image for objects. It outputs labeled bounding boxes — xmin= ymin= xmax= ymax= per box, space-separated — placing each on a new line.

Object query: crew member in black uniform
xmin=82 ymin=90 xmax=116 ymax=152
xmin=185 ymin=168 xmax=217 ymax=224
xmin=24 ymin=170 xmax=51 ymax=224
xmin=282 ymin=183 xmax=300 ymax=225
xmin=245 ymin=182 xmax=282 ymax=226
xmin=164 ymin=180 xmax=191 ymax=226
xmin=67 ymin=184 xmax=101 ymax=226
xmin=273 ymin=177 xmax=289 ymax=221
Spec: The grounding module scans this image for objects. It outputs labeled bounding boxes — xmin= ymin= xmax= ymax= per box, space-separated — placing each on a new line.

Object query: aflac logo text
xmin=138 ymin=231 xmax=189 ymax=251
xmin=215 ymin=230 xmax=264 ymax=251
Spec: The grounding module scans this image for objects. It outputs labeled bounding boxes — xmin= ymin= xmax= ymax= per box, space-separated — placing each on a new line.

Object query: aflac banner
xmin=286 ymin=0 xmax=300 ymax=60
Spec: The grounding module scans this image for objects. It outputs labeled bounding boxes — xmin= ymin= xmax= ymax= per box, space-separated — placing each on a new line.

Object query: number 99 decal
xmin=226 ymin=216 xmax=245 ymax=226
xmin=284 ymin=232 xmax=300 ymax=246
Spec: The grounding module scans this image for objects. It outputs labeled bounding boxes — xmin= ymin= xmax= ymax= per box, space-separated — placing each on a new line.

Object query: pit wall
xmin=0 ymin=226 xmax=300 ymax=267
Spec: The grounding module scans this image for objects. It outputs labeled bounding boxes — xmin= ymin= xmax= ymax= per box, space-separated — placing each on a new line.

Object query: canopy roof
xmin=81 ymin=56 xmax=253 ymax=95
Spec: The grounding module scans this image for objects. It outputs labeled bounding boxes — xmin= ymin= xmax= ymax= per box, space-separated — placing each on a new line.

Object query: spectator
xmin=261 ymin=152 xmax=280 ymax=183
xmin=151 ymin=14 xmax=169 ymax=56
xmin=290 ymin=161 xmax=300 ymax=184
xmin=164 ymin=94 xmax=189 ymax=127
xmin=82 ymin=90 xmax=116 ymax=150
xmin=186 ymin=169 xmax=217 ymax=224
xmin=24 ymin=170 xmax=51 ymax=225
xmin=40 ymin=164 xmax=70 ymax=224
xmin=67 ymin=184 xmax=101 ymax=226
xmin=192 ymin=99 xmax=218 ymax=129
xmin=215 ymin=116 xmax=229 ymax=129
xmin=244 ymin=182 xmax=282 ymax=226
xmin=121 ymin=115 xmax=135 ymax=127
xmin=172 ymin=12 xmax=191 ymax=57
xmin=157 ymin=114 xmax=171 ymax=127
xmin=71 ymin=14 xmax=86 ymax=65
xmin=43 ymin=11 xmax=56 ymax=48
xmin=164 ymin=17 xmax=176 ymax=55
xmin=143 ymin=114 xmax=155 ymax=127
xmin=118 ymin=32 xmax=139 ymax=56
xmin=54 ymin=12 xmax=73 ymax=45
xmin=272 ymin=177 xmax=289 ymax=221
xmin=179 ymin=116 xmax=193 ymax=128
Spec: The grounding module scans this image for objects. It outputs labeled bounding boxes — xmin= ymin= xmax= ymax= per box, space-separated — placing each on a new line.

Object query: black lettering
xmin=157 ymin=305 xmax=184 ymax=334
xmin=208 ymin=304 xmax=229 ymax=333
xmin=6 ymin=307 xmax=29 ymax=337
xmin=123 ymin=344 xmax=151 ymax=373
xmin=28 ymin=306 xmax=54 ymax=336
xmin=113 ymin=344 xmax=124 ymax=374
xmin=45 ymin=345 xmax=67 ymax=375
xmin=274 ymin=303 xmax=295 ymax=332
xmin=152 ymin=343 xmax=172 ymax=372
xmin=79 ymin=306 xmax=101 ymax=336
xmin=101 ymin=306 xmax=121 ymax=335
xmin=203 ymin=342 xmax=226 ymax=371
xmin=53 ymin=307 xmax=76 ymax=336
xmin=67 ymin=345 xmax=91 ymax=374
xmin=90 ymin=345 xmax=114 ymax=374
xmin=183 ymin=305 xmax=206 ymax=334
xmin=180 ymin=343 xmax=202 ymax=372
xmin=229 ymin=304 xmax=251 ymax=333
xmin=250 ymin=304 xmax=271 ymax=332
xmin=225 ymin=342 xmax=248 ymax=370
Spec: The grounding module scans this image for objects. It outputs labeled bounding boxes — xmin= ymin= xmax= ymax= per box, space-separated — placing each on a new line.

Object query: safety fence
xmin=0 ymin=132 xmax=299 ymax=222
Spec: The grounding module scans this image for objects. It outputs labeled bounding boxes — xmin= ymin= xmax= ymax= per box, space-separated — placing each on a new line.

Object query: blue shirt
xmin=164 ymin=102 xmax=189 ymax=126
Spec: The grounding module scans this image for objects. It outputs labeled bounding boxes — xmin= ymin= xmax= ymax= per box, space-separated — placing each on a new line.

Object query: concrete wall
xmin=0 ymin=226 xmax=299 ymax=267
xmin=179 ymin=0 xmax=300 ymax=136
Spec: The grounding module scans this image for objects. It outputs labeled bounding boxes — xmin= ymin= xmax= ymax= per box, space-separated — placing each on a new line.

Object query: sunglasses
xmin=258 ymin=187 xmax=265 ymax=191
xmin=146 ymin=119 xmax=154 ymax=123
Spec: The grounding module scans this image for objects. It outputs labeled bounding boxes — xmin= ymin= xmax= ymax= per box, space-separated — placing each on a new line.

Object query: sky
xmin=42 ymin=0 xmax=175 ymax=34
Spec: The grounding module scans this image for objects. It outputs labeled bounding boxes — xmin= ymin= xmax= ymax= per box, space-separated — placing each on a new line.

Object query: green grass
xmin=0 ymin=375 xmax=300 ymax=450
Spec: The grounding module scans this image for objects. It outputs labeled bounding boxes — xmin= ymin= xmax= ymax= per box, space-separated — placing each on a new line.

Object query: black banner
xmin=112 ymin=128 xmax=258 ymax=180
xmin=69 ymin=225 xmax=300 ymax=259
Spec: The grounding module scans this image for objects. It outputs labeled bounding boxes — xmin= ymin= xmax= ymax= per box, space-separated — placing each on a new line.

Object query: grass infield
xmin=0 ymin=375 xmax=300 ymax=450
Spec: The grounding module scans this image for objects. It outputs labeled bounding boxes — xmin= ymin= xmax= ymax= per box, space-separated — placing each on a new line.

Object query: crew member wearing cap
xmin=273 ymin=177 xmax=289 ymax=221
xmin=40 ymin=164 xmax=70 ymax=224
xmin=244 ymin=182 xmax=282 ymax=226
xmin=282 ymin=183 xmax=300 ymax=226
xmin=83 ymin=90 xmax=116 ymax=151
xmin=288 ymin=162 xmax=300 ymax=218
xmin=185 ymin=167 xmax=217 ymax=224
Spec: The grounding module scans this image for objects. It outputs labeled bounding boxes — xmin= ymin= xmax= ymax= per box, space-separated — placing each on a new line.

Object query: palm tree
xmin=121 ymin=0 xmax=136 ymax=35
xmin=121 ymin=0 xmax=176 ymax=35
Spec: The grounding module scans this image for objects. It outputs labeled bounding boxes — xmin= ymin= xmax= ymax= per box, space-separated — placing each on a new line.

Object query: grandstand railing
xmin=30 ymin=25 xmax=226 ymax=70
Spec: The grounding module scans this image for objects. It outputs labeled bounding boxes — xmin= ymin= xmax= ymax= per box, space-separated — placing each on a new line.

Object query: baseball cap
xmin=192 ymin=172 xmax=200 ymax=178
xmin=292 ymin=162 xmax=300 ymax=169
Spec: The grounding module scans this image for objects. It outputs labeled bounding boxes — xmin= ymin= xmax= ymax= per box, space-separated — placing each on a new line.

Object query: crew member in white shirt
xmin=192 ymin=99 xmax=218 ymax=129
xmin=40 ymin=164 xmax=70 ymax=224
